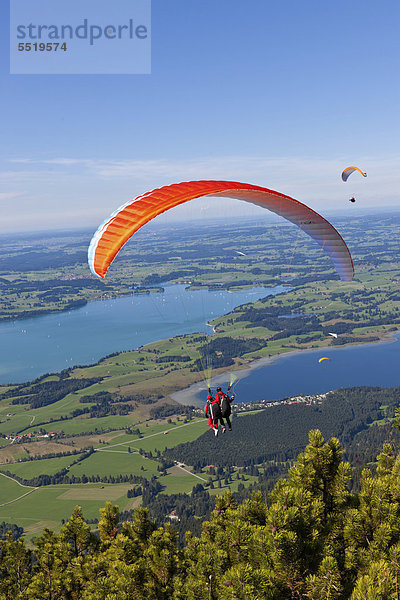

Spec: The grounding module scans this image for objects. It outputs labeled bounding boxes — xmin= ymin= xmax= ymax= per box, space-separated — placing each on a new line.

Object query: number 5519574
xmin=18 ymin=42 xmax=67 ymax=51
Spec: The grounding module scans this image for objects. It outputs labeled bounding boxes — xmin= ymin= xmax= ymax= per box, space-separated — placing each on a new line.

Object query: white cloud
xmin=0 ymin=154 xmax=399 ymax=232
xmin=0 ymin=191 xmax=23 ymax=201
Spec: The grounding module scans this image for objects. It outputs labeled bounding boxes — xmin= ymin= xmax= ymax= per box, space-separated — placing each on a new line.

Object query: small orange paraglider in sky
xmin=341 ymin=166 xmax=367 ymax=182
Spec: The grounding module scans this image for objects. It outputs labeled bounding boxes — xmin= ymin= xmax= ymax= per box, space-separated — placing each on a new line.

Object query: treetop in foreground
xmin=2 ymin=429 xmax=400 ymax=599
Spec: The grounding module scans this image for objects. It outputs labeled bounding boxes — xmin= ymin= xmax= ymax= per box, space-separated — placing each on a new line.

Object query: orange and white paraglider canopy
xmin=88 ymin=180 xmax=354 ymax=282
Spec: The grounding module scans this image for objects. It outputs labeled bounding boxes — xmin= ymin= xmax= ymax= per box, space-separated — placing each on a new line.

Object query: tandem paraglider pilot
xmin=205 ymin=386 xmax=234 ymax=437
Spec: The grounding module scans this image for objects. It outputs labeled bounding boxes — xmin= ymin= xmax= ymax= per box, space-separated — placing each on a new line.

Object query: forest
xmin=164 ymin=386 xmax=400 ymax=469
xmin=2 ymin=377 xmax=101 ymax=409
xmin=0 ymin=522 xmax=23 ymax=542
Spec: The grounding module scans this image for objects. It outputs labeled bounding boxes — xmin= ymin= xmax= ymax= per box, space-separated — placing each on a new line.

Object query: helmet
xmin=217 ymin=387 xmax=222 ymax=392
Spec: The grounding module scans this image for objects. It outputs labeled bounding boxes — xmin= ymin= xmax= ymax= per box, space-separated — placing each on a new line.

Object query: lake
xmin=2 ymin=283 xmax=400 ymax=401
xmin=0 ymin=283 xmax=285 ymax=384
xmin=177 ymin=334 xmax=400 ymax=407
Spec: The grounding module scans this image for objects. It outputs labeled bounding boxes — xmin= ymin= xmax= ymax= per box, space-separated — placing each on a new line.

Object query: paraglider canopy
xmin=341 ymin=167 xmax=367 ymax=182
xmin=88 ymin=180 xmax=354 ymax=282
xmin=318 ymin=357 xmax=331 ymax=363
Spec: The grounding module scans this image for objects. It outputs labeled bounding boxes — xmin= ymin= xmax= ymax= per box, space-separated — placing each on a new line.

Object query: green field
xmin=158 ymin=470 xmax=208 ymax=494
xmin=0 ymin=473 xmax=36 ymax=506
xmin=0 ymin=483 xmax=132 ymax=540
xmin=1 ymin=454 xmax=82 ymax=479
xmin=26 ymin=414 xmax=135 ymax=436
xmin=101 ymin=419 xmax=207 ymax=453
xmin=68 ymin=450 xmax=160 ymax=478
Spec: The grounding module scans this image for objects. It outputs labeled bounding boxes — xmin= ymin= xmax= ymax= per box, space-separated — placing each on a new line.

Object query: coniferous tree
xmin=0 ymin=532 xmax=32 ymax=600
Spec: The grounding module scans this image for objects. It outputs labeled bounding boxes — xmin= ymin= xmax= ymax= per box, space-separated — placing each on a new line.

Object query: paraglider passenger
xmin=205 ymin=388 xmax=221 ymax=436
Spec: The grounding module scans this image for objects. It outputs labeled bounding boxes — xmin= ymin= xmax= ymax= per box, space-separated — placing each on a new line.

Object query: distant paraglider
xmin=88 ymin=180 xmax=354 ymax=282
xmin=342 ymin=167 xmax=366 ymax=205
xmin=341 ymin=166 xmax=367 ymax=182
xmin=318 ymin=357 xmax=331 ymax=363
xmin=327 ymin=332 xmax=338 ymax=339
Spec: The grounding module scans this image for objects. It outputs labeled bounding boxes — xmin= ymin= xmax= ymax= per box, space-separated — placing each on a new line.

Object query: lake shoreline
xmin=0 ymin=283 xmax=283 ymax=386
xmin=170 ymin=329 xmax=400 ymax=408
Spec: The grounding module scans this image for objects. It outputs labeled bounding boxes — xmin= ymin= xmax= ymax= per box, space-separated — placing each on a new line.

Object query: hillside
xmin=2 ymin=429 xmax=400 ymax=599
xmin=1 ymin=385 xmax=399 ymax=543
xmin=2 ymin=215 xmax=400 ymax=541
xmin=165 ymin=387 xmax=400 ymax=469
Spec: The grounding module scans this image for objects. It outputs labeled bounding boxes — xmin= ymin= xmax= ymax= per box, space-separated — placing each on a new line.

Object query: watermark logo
xmin=10 ymin=0 xmax=151 ymax=74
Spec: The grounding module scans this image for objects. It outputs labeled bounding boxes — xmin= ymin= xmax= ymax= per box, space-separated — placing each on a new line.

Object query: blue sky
xmin=1 ymin=0 xmax=399 ymax=232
